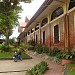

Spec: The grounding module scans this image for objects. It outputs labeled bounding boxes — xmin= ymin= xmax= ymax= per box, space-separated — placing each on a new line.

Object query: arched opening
xmin=68 ymin=0 xmax=75 ymax=10
xmin=35 ymin=24 xmax=39 ymax=31
xmin=41 ymin=18 xmax=48 ymax=27
xmin=51 ymin=7 xmax=63 ymax=21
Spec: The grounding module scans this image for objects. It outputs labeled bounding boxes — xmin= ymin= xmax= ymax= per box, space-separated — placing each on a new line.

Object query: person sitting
xmin=17 ymin=50 xmax=22 ymax=60
xmin=13 ymin=51 xmax=17 ymax=59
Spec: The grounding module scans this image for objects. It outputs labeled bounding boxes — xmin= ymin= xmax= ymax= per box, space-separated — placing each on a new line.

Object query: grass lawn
xmin=68 ymin=62 xmax=75 ymax=75
xmin=0 ymin=52 xmax=31 ymax=59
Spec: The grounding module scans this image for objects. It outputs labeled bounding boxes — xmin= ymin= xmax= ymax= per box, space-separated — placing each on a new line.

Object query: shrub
xmin=61 ymin=51 xmax=73 ymax=60
xmin=35 ymin=44 xmax=43 ymax=54
xmin=18 ymin=43 xmax=30 ymax=51
xmin=28 ymin=45 xmax=34 ymax=51
xmin=0 ymin=44 xmax=11 ymax=52
xmin=28 ymin=40 xmax=35 ymax=46
xmin=56 ymin=50 xmax=75 ymax=60
xmin=43 ymin=45 xmax=49 ymax=54
xmin=27 ymin=40 xmax=35 ymax=51
xmin=25 ymin=61 xmax=49 ymax=75
xmin=19 ymin=43 xmax=25 ymax=50
xmin=47 ymin=47 xmax=59 ymax=56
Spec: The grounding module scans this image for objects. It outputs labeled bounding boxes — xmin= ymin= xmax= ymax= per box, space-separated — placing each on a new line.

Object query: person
xmin=13 ymin=51 xmax=17 ymax=59
xmin=13 ymin=51 xmax=18 ymax=62
xmin=17 ymin=50 xmax=22 ymax=60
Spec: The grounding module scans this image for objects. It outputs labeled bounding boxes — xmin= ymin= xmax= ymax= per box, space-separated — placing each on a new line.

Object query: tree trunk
xmin=5 ymin=31 xmax=9 ymax=46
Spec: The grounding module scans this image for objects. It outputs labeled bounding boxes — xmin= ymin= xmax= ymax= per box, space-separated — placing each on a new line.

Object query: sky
xmin=10 ymin=0 xmax=45 ymax=39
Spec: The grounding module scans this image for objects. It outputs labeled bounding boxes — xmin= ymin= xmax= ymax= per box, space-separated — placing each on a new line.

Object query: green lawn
xmin=68 ymin=62 xmax=75 ymax=75
xmin=0 ymin=52 xmax=32 ymax=59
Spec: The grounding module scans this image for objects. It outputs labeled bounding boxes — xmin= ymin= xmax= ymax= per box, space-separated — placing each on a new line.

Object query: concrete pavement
xmin=26 ymin=51 xmax=63 ymax=75
xmin=0 ymin=59 xmax=42 ymax=75
xmin=0 ymin=51 xmax=63 ymax=75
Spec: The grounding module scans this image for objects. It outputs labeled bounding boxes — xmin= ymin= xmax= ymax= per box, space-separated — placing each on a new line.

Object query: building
xmin=18 ymin=16 xmax=32 ymax=33
xmin=18 ymin=0 xmax=75 ymax=50
xmin=17 ymin=16 xmax=32 ymax=44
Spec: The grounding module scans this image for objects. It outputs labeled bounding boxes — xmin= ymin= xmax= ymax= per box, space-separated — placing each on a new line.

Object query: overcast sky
xmin=10 ymin=0 xmax=44 ymax=38
xmin=19 ymin=0 xmax=45 ymax=22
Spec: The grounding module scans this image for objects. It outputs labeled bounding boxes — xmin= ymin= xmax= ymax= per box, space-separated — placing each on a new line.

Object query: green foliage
xmin=25 ymin=61 xmax=49 ymax=75
xmin=71 ymin=47 xmax=75 ymax=59
xmin=0 ymin=0 xmax=32 ymax=46
xmin=19 ymin=43 xmax=25 ymax=50
xmin=0 ymin=0 xmax=22 ymax=46
xmin=67 ymin=62 xmax=75 ymax=75
xmin=56 ymin=51 xmax=62 ymax=60
xmin=61 ymin=51 xmax=73 ymax=60
xmin=43 ymin=45 xmax=49 ymax=53
xmin=35 ymin=44 xmax=49 ymax=54
xmin=35 ymin=44 xmax=43 ymax=54
xmin=9 ymin=38 xmax=16 ymax=45
xmin=0 ymin=52 xmax=31 ymax=59
xmin=28 ymin=40 xmax=35 ymax=46
xmin=0 ymin=44 xmax=12 ymax=52
xmin=28 ymin=46 xmax=34 ymax=51
xmin=47 ymin=47 xmax=59 ymax=56
xmin=0 ymin=52 xmax=12 ymax=59
xmin=14 ymin=43 xmax=30 ymax=52
xmin=27 ymin=40 xmax=35 ymax=51
xmin=18 ymin=43 xmax=30 ymax=51
xmin=25 ymin=44 xmax=31 ymax=50
xmin=56 ymin=50 xmax=75 ymax=60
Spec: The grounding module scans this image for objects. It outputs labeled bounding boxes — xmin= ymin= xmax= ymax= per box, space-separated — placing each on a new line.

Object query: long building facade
xmin=17 ymin=0 xmax=75 ymax=50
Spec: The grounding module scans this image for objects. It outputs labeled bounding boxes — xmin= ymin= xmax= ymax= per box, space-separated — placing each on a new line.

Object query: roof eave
xmin=26 ymin=0 xmax=53 ymax=28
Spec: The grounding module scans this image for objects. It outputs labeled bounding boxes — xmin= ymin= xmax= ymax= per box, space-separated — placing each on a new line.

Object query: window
xmin=24 ymin=34 xmax=25 ymax=37
xmin=28 ymin=31 xmax=30 ymax=35
xmin=51 ymin=7 xmax=63 ymax=21
xmin=43 ymin=31 xmax=45 ymax=44
xmin=54 ymin=25 xmax=59 ymax=43
xmin=36 ymin=35 xmax=37 ymax=43
xmin=41 ymin=18 xmax=48 ymax=27
xmin=26 ymin=33 xmax=27 ymax=36
xmin=68 ymin=0 xmax=75 ymax=10
xmin=31 ymin=28 xmax=34 ymax=33
xmin=35 ymin=24 xmax=39 ymax=31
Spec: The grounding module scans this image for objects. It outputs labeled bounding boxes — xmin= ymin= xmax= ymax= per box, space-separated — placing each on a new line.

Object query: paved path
xmin=0 ymin=51 xmax=63 ymax=75
xmin=27 ymin=51 xmax=63 ymax=75
xmin=0 ymin=59 xmax=42 ymax=75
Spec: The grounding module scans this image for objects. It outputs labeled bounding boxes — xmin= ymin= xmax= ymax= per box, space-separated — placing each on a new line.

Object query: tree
xmin=0 ymin=0 xmax=32 ymax=46
xmin=9 ymin=37 xmax=16 ymax=45
xmin=0 ymin=7 xmax=21 ymax=45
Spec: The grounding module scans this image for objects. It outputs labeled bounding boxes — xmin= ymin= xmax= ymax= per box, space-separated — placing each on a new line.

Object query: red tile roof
xmin=20 ymin=15 xmax=32 ymax=28
xmin=20 ymin=22 xmax=27 ymax=28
